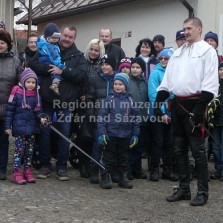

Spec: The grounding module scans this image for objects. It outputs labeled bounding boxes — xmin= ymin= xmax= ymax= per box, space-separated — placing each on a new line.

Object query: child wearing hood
xmin=5 ymin=68 xmax=46 ymax=185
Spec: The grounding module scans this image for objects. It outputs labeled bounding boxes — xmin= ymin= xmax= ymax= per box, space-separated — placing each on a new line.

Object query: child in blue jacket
xmin=97 ymin=72 xmax=140 ymax=189
xmin=37 ymin=23 xmax=65 ymax=95
xmin=5 ymin=68 xmax=46 ymax=185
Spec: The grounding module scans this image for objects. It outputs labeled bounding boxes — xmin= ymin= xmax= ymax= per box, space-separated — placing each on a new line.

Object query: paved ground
xmin=1 ymin=139 xmax=223 ymax=223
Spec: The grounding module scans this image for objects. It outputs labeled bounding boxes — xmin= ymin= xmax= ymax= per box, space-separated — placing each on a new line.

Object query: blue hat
xmin=159 ymin=48 xmax=174 ymax=59
xmin=176 ymin=29 xmax=185 ymax=40
xmin=204 ymin=31 xmax=218 ymax=46
xmin=44 ymin=23 xmax=60 ymax=40
xmin=114 ymin=72 xmax=129 ymax=90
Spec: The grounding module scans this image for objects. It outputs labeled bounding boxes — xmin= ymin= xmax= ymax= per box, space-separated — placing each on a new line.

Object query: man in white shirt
xmin=155 ymin=17 xmax=219 ymax=206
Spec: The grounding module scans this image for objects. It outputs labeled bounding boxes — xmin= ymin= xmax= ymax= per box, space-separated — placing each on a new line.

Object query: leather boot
xmin=166 ymin=188 xmax=191 ymax=202
xmin=190 ymin=193 xmax=208 ymax=206
xmin=118 ymin=173 xmax=133 ymax=189
xmin=100 ymin=172 xmax=112 ymax=189
xmin=89 ymin=166 xmax=99 ymax=184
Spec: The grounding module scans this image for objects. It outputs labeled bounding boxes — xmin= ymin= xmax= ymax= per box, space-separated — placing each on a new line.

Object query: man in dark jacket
xmin=29 ymin=25 xmax=87 ymax=181
xmin=99 ymin=28 xmax=125 ymax=69
xmin=19 ymin=34 xmax=38 ymax=68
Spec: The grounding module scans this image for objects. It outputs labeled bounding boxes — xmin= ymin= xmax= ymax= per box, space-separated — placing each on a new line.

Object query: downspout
xmin=180 ymin=0 xmax=194 ymax=17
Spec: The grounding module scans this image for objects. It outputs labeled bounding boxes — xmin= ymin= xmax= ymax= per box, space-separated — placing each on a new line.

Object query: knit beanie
xmin=44 ymin=23 xmax=60 ymax=40
xmin=0 ymin=21 xmax=6 ymax=30
xmin=159 ymin=48 xmax=174 ymax=59
xmin=118 ymin=57 xmax=132 ymax=71
xmin=204 ymin=31 xmax=218 ymax=46
xmin=153 ymin=34 xmax=165 ymax=46
xmin=114 ymin=72 xmax=129 ymax=90
xmin=0 ymin=30 xmax=12 ymax=51
xmin=131 ymin=57 xmax=146 ymax=72
xmin=100 ymin=53 xmax=117 ymax=70
xmin=219 ymin=62 xmax=223 ymax=70
xmin=20 ymin=68 xmax=41 ymax=111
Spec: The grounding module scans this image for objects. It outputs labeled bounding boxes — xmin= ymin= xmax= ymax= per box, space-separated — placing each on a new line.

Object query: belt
xmin=176 ymin=94 xmax=201 ymax=100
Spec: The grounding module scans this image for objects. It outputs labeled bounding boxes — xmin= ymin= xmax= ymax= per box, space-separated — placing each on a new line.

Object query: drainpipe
xmin=180 ymin=0 xmax=194 ymax=17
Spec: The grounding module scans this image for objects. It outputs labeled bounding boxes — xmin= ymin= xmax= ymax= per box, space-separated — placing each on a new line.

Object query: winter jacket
xmin=105 ymin=44 xmax=125 ymax=70
xmin=139 ymin=54 xmax=159 ymax=79
xmin=19 ymin=47 xmax=37 ymax=68
xmin=86 ymin=72 xmax=116 ymax=118
xmin=0 ymin=52 xmax=22 ymax=120
xmin=148 ymin=63 xmax=171 ymax=117
xmin=5 ymin=86 xmax=41 ymax=135
xmin=97 ymin=91 xmax=140 ymax=138
xmin=212 ymin=79 xmax=223 ymax=126
xmin=129 ymin=75 xmax=149 ymax=124
xmin=37 ymin=35 xmax=65 ymax=69
xmin=29 ymin=43 xmax=88 ymax=106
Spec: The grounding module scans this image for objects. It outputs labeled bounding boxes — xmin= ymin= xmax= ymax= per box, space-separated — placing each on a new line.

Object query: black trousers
xmin=171 ymin=98 xmax=208 ymax=194
xmin=102 ymin=137 xmax=130 ymax=175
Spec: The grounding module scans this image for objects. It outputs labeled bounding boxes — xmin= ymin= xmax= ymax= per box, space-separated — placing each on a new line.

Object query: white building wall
xmin=37 ymin=0 xmax=189 ymax=57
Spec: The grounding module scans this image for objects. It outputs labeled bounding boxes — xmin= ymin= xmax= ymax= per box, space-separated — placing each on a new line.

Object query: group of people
xmin=0 ymin=16 xmax=221 ymax=206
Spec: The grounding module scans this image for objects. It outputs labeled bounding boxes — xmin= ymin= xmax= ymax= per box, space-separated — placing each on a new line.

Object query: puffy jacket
xmin=129 ymin=75 xmax=149 ymax=124
xmin=37 ymin=35 xmax=65 ymax=69
xmin=148 ymin=63 xmax=171 ymax=117
xmin=29 ymin=43 xmax=88 ymax=105
xmin=97 ymin=91 xmax=140 ymax=138
xmin=0 ymin=53 xmax=22 ymax=120
xmin=5 ymin=86 xmax=41 ymax=135
xmin=86 ymin=72 xmax=116 ymax=118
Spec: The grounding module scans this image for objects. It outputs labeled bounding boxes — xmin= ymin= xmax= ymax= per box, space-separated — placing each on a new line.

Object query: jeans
xmin=211 ymin=126 xmax=223 ymax=171
xmin=39 ymin=107 xmax=72 ymax=170
xmin=0 ymin=121 xmax=9 ymax=173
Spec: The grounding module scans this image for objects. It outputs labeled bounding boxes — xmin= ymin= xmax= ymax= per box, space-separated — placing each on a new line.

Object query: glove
xmin=154 ymin=107 xmax=164 ymax=118
xmin=190 ymin=113 xmax=204 ymax=127
xmin=129 ymin=135 xmax=138 ymax=149
xmin=38 ymin=113 xmax=52 ymax=127
xmin=98 ymin=135 xmax=110 ymax=146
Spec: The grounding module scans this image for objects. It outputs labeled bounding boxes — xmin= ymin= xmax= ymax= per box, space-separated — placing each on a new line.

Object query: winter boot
xmin=118 ymin=173 xmax=133 ymax=189
xmin=100 ymin=172 xmax=112 ymax=189
xmin=79 ymin=160 xmax=90 ymax=178
xmin=24 ymin=168 xmax=36 ymax=183
xmin=150 ymin=167 xmax=160 ymax=181
xmin=162 ymin=167 xmax=178 ymax=181
xmin=11 ymin=169 xmax=26 ymax=185
xmin=89 ymin=166 xmax=99 ymax=184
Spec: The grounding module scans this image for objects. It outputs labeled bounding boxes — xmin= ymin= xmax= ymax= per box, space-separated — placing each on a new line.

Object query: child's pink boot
xmin=11 ymin=169 xmax=26 ymax=185
xmin=24 ymin=168 xmax=36 ymax=183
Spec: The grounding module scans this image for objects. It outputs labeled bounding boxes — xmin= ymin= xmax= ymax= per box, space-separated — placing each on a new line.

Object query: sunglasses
xmin=159 ymin=57 xmax=169 ymax=61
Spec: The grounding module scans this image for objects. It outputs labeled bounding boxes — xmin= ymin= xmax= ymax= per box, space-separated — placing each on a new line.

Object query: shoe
xmin=24 ymin=168 xmax=36 ymax=183
xmin=162 ymin=167 xmax=178 ymax=181
xmin=89 ymin=166 xmax=99 ymax=184
xmin=118 ymin=173 xmax=133 ymax=189
xmin=0 ymin=172 xmax=6 ymax=180
xmin=190 ymin=193 xmax=208 ymax=206
xmin=111 ymin=171 xmax=120 ymax=183
xmin=11 ymin=169 xmax=26 ymax=185
xmin=150 ymin=168 xmax=159 ymax=181
xmin=79 ymin=162 xmax=89 ymax=178
xmin=166 ymin=188 xmax=191 ymax=202
xmin=100 ymin=172 xmax=112 ymax=189
xmin=49 ymin=83 xmax=60 ymax=95
xmin=37 ymin=167 xmax=51 ymax=179
xmin=210 ymin=170 xmax=221 ymax=180
xmin=133 ymin=170 xmax=147 ymax=179
xmin=57 ymin=169 xmax=70 ymax=181
xmin=127 ymin=172 xmax=134 ymax=180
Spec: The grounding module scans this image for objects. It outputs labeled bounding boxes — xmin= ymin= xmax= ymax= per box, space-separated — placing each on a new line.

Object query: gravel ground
xmin=1 ymin=138 xmax=223 ymax=223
